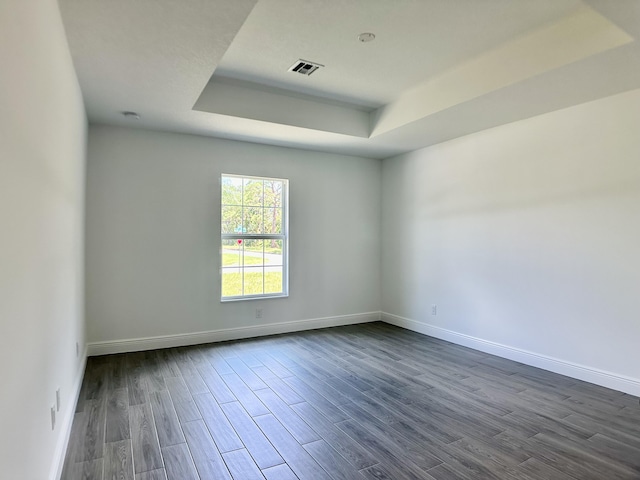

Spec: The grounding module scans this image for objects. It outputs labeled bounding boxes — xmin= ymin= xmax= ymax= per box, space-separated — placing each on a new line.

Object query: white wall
xmin=382 ymin=88 xmax=640 ymax=395
xmin=86 ymin=126 xmax=381 ymax=348
xmin=0 ymin=0 xmax=87 ymax=479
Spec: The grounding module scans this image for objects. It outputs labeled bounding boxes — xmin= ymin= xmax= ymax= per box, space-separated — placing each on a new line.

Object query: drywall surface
xmin=86 ymin=126 xmax=381 ymax=344
xmin=382 ymin=88 xmax=640 ymax=387
xmin=0 ymin=0 xmax=87 ymax=478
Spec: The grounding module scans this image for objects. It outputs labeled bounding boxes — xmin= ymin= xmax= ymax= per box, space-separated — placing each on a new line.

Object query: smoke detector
xmin=358 ymin=32 xmax=376 ymax=43
xmin=288 ymin=59 xmax=323 ymax=76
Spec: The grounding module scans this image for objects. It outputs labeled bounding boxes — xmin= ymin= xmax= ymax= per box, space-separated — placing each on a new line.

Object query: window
xmin=221 ymin=174 xmax=288 ymax=300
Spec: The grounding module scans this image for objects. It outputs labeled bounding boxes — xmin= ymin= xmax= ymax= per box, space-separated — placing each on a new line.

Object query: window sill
xmin=221 ymin=293 xmax=289 ymax=303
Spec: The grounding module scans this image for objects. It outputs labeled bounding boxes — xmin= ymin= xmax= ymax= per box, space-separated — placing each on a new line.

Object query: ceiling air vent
xmin=288 ymin=59 xmax=323 ymax=76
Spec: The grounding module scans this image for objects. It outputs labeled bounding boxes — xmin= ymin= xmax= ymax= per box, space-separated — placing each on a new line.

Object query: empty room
xmin=2 ymin=0 xmax=640 ymax=479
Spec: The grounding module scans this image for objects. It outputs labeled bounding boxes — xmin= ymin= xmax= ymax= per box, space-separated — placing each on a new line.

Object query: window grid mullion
xmin=241 ymin=179 xmax=245 ymax=296
xmin=261 ymin=180 xmax=265 ymax=295
xmin=222 ymin=234 xmax=285 ymax=240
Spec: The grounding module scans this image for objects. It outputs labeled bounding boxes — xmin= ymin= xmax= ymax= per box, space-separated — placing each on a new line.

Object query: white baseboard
xmin=87 ymin=312 xmax=382 ymax=356
xmin=382 ymin=312 xmax=640 ymax=397
xmin=52 ymin=345 xmax=88 ymax=480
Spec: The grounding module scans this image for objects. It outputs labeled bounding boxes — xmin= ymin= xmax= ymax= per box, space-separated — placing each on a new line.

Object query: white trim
xmin=87 ymin=312 xmax=381 ymax=356
xmin=221 ymin=234 xmax=284 ymax=240
xmin=381 ymin=312 xmax=640 ymax=397
xmin=51 ymin=345 xmax=88 ymax=480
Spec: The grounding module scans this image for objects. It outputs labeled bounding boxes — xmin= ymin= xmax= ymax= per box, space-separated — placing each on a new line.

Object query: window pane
xmin=265 ymin=239 xmax=282 ymax=266
xmin=222 ymin=267 xmax=242 ymax=297
xmin=222 ymin=206 xmax=243 ymax=234
xmin=264 ymin=180 xmax=283 ymax=208
xmin=222 ymin=176 xmax=243 ymax=205
xmin=263 ymin=208 xmax=282 ymax=234
xmin=221 ymin=174 xmax=287 ymax=300
xmin=243 ymin=239 xmax=264 ymax=266
xmin=243 ymin=179 xmax=263 ymax=207
xmin=244 ymin=207 xmax=264 ymax=234
xmin=222 ymin=239 xmax=242 ymax=266
xmin=243 ymin=267 xmax=264 ymax=295
xmin=265 ymin=266 xmax=283 ymax=294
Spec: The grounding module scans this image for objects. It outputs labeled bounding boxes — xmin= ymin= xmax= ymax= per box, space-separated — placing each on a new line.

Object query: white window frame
xmin=220 ymin=173 xmax=289 ymax=301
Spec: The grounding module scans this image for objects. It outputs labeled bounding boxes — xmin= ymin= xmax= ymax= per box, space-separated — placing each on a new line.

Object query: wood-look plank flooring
xmin=61 ymin=322 xmax=640 ymax=479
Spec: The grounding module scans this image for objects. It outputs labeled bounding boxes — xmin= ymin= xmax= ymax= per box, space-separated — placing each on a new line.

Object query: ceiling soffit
xmin=60 ymin=0 xmax=640 ymax=158
xmin=198 ymin=4 xmax=632 ymax=140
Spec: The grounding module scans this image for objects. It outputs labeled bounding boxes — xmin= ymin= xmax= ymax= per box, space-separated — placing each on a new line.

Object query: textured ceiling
xmin=60 ymin=0 xmax=640 ymax=159
xmin=214 ymin=0 xmax=583 ymax=107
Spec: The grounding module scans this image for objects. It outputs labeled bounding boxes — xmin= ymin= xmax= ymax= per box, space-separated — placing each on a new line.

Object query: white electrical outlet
xmin=56 ymin=388 xmax=61 ymax=412
xmin=431 ymin=304 xmax=437 ymax=316
xmin=256 ymin=308 xmax=263 ymax=319
xmin=50 ymin=406 xmax=56 ymax=430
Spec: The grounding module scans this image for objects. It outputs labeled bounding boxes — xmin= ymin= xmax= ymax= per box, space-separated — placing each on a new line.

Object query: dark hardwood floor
xmin=61 ymin=322 xmax=640 ymax=479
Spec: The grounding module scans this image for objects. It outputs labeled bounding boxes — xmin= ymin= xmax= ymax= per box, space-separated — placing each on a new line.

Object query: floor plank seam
xmin=62 ymin=323 xmax=640 ymax=480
